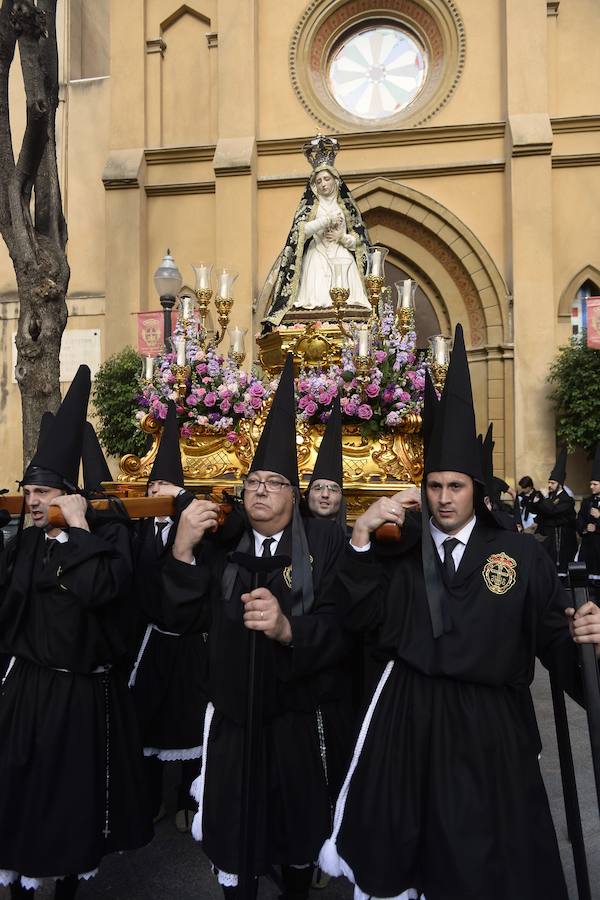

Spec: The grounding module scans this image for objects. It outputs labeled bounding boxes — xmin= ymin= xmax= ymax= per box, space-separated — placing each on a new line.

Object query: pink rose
xmin=249 ymin=383 xmax=265 ymax=398
xmin=357 ymin=404 xmax=373 ymax=420
xmin=374 ymin=350 xmax=387 ymax=365
xmin=204 ymin=392 xmax=217 ymax=407
xmin=187 ymin=395 xmax=198 ymax=406
xmin=344 ymin=402 xmax=358 ymax=416
xmin=304 ymin=400 xmax=318 ymax=416
xmin=365 ymin=383 xmax=380 ymax=398
xmin=220 ymin=399 xmax=231 ymax=413
xmin=250 ymin=395 xmax=262 ymax=410
xmin=233 ymin=402 xmax=245 ymax=414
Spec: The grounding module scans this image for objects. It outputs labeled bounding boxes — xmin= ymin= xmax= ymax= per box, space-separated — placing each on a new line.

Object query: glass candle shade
xmin=192 ymin=263 xmax=213 ymax=292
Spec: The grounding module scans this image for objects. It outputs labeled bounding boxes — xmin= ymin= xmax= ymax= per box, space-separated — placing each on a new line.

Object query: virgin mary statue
xmin=261 ymin=136 xmax=372 ymax=333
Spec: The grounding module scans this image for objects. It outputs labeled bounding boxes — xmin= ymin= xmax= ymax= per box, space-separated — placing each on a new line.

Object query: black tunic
xmin=322 ymin=522 xmax=584 ymax=900
xmin=130 ymin=516 xmax=208 ymax=755
xmin=576 ymin=494 xmax=600 ymax=578
xmin=0 ymin=522 xmax=152 ymax=881
xmin=160 ymin=515 xmax=353 ymax=875
xmin=533 ymin=489 xmax=578 ymax=573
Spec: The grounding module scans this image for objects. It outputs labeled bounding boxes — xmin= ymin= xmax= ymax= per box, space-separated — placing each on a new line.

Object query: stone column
xmin=102 ymin=0 xmax=148 ymax=356
xmin=504 ymin=0 xmax=556 ymax=485
xmin=212 ymin=0 xmax=258 ymax=354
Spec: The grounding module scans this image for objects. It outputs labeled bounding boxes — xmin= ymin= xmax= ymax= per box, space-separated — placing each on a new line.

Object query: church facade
xmin=1 ymin=0 xmax=599 ymax=490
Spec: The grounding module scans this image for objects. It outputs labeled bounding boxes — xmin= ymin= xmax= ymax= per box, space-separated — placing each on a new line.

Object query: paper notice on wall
xmin=12 ymin=329 xmax=102 ymax=383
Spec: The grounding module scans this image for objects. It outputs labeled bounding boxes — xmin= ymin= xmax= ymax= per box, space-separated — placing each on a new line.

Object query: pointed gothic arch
xmin=558 ymin=264 xmax=600 ymax=319
xmin=160 ymin=5 xmax=211 ymax=33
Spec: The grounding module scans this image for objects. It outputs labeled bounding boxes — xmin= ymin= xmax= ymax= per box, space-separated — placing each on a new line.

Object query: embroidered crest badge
xmin=483 ymin=552 xmax=517 ymax=595
xmin=283 ymin=555 xmax=313 ymax=589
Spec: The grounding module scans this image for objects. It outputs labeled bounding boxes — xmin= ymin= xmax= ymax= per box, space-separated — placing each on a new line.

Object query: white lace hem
xmin=0 ymin=868 xmax=98 ymax=889
xmin=190 ymin=701 xmax=215 ymax=842
xmin=143 ymin=745 xmax=202 ymax=761
xmin=215 ymin=868 xmax=238 ymax=887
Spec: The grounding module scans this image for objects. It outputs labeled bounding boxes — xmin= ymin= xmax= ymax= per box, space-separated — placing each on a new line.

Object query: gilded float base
xmin=117 ymin=414 xmax=423 ymax=521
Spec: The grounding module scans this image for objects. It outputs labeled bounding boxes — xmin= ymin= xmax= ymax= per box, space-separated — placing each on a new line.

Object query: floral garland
xmin=137 ymin=303 xmax=425 ymax=443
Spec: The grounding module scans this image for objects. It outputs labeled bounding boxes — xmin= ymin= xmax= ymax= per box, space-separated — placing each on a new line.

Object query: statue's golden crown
xmin=303 ymin=134 xmax=339 ymax=170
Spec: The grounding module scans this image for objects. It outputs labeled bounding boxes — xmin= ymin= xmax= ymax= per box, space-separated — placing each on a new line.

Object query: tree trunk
xmin=0 ymin=0 xmax=69 ymax=468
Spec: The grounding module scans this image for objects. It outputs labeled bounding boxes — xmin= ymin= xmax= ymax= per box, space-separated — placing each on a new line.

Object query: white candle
xmin=430 ymin=335 xmax=450 ymax=366
xmin=371 ymin=249 xmax=383 ymax=277
xmin=176 ymin=339 xmax=186 ymax=366
xmin=196 ymin=265 xmax=210 ymax=290
xmin=401 ymin=279 xmax=413 ymax=308
xmin=218 ymin=270 xmax=230 ymax=299
xmin=145 ymin=356 xmax=154 ymax=380
xmin=357 ymin=327 xmax=370 ymax=357
xmin=181 ymin=297 xmax=192 ymax=320
xmin=229 ymin=326 xmax=246 ymax=354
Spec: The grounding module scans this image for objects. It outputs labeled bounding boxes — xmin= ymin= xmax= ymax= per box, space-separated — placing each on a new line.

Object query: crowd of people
xmin=1 ymin=327 xmax=600 ymax=900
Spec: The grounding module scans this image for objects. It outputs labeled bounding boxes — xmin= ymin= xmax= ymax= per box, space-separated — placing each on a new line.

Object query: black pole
xmin=160 ymin=294 xmax=176 ymax=348
xmin=568 ymin=562 xmax=600 ymax=819
xmin=231 ymin=551 xmax=290 ymax=900
xmin=549 ymin=671 xmax=592 ymax=900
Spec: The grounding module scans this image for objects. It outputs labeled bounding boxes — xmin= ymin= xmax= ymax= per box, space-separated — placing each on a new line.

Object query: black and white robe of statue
xmin=576 ymin=493 xmax=600 ymax=579
xmin=533 ymin=489 xmax=578 ymax=574
xmin=159 ymin=514 xmax=353 ymax=884
xmin=129 ymin=511 xmax=208 ymax=761
xmin=0 ymin=519 xmax=152 ymax=889
xmin=319 ymin=521 xmax=588 ymax=900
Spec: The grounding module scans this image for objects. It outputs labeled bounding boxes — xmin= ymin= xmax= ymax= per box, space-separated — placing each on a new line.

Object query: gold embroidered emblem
xmin=283 ymin=555 xmax=313 ymax=589
xmin=482 ymin=552 xmax=517 ymax=595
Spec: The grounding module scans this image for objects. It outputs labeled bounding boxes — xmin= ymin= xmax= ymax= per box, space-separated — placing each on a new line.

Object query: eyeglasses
xmin=244 ymin=477 xmax=292 ymax=493
xmin=310 ymin=483 xmax=341 ymax=495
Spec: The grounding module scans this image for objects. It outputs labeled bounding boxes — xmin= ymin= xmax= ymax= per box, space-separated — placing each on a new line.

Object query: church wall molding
xmin=145 ymin=145 xmax=216 ymax=166
xmin=145 ymin=181 xmax=215 ymax=197
xmin=257 ymin=160 xmax=505 ymax=190
xmin=552 ymin=153 xmax=600 ymax=169
xmin=160 ymin=5 xmax=210 ymax=34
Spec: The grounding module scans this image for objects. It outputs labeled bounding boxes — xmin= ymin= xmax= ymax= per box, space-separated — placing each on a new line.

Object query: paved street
xmin=1 ymin=664 xmax=599 ymax=900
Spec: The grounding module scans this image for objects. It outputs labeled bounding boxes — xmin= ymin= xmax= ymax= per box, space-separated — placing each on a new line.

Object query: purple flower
xmin=357 ymin=404 xmax=373 ymax=420
xmin=249 ymin=382 xmax=265 ymax=398
xmin=204 ymin=392 xmax=217 ymax=407
xmin=374 ymin=350 xmax=387 ymax=365
xmin=233 ymin=402 xmax=246 ymax=414
xmin=365 ymin=383 xmax=380 ymax=398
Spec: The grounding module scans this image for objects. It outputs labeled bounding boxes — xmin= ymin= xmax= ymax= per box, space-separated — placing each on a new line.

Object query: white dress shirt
xmin=154 ymin=516 xmax=174 ymax=546
xmin=252 ymin=529 xmax=284 ymax=557
xmin=429 ymin=515 xmax=477 ymax=570
xmin=45 ymin=530 xmax=69 ymax=544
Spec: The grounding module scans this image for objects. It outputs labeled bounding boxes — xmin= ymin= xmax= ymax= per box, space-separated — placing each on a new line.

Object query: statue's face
xmin=314 ymin=170 xmax=336 ymax=197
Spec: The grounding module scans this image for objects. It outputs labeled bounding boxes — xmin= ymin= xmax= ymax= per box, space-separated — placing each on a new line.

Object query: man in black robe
xmin=129 ymin=401 xmax=208 ymax=832
xmin=303 ymin=396 xmax=347 ymax=528
xmin=577 ymin=441 xmax=600 ymax=600
xmin=531 ymin=447 xmax=578 ymax=574
xmin=318 ymin=325 xmax=600 ymax=900
xmin=158 ymin=356 xmax=352 ymax=899
xmin=0 ymin=367 xmax=152 ymax=899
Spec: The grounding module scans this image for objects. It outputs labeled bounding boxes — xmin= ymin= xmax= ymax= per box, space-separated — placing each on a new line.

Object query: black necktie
xmin=43 ymin=538 xmax=57 ymax=567
xmin=155 ymin=521 xmax=169 ymax=556
xmin=261 ymin=537 xmax=274 ymax=558
xmin=442 ymin=537 xmax=460 ymax=582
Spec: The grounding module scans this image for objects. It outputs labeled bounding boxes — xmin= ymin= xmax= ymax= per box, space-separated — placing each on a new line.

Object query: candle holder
xmin=172 ymin=364 xmax=191 ymax=399
xmin=327 ymin=258 xmax=353 ymax=338
xmin=214 ymin=296 xmax=234 ymax=347
xmin=428 ymin=334 xmax=452 ymax=392
xmin=365 ymin=274 xmax=385 ymax=327
xmin=192 ymin=263 xmax=214 ymax=343
xmin=355 ymin=354 xmax=372 ymax=392
xmin=194 ymin=288 xmax=213 ymax=334
xmin=394 ymin=280 xmax=417 ymax=337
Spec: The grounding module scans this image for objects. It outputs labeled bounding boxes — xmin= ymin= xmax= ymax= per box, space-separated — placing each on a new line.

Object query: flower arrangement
xmin=137 ymin=340 xmax=275 ymax=445
xmin=138 ymin=304 xmax=425 ymax=443
xmin=296 ymin=303 xmax=426 ymax=435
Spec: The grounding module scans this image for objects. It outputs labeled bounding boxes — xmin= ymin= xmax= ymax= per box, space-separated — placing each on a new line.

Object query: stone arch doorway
xmin=353 ymin=178 xmax=513 ymax=477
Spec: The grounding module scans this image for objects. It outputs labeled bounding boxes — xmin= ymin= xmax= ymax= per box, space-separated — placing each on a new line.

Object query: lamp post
xmin=153 ymin=250 xmax=183 ymax=348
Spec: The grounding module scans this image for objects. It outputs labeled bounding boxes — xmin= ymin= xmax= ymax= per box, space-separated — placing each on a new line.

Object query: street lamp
xmin=153 ymin=249 xmax=182 ymax=347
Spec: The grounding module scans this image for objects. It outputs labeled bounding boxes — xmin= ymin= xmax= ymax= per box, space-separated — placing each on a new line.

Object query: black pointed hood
xmin=422 ymin=368 xmax=439 ymax=467
xmin=148 ymin=400 xmax=184 ymax=487
xmin=591 ymin=442 xmax=600 ymax=482
xmin=309 ymin=396 xmax=342 ymax=488
xmin=424 ymin=324 xmax=483 ymax=484
xmin=480 ymin=424 xmax=494 ymax=496
xmin=82 ymin=423 xmax=112 ymax=493
xmin=549 ymin=446 xmax=567 ymax=485
xmin=249 ymin=353 xmax=298 ymax=485
xmin=23 ymin=365 xmax=91 ymax=490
